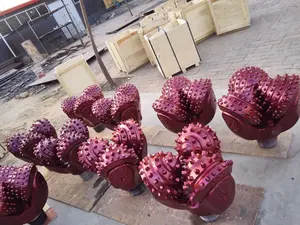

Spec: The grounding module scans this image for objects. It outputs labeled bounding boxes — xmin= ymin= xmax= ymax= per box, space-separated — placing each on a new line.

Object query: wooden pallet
xmin=181 ymin=61 xmax=200 ymax=73
xmin=92 ymin=184 xmax=264 ymax=225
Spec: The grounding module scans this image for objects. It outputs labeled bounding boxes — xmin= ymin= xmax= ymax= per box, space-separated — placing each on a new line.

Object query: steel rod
xmin=0 ymin=33 xmax=17 ymax=58
xmin=61 ymin=0 xmax=84 ymax=46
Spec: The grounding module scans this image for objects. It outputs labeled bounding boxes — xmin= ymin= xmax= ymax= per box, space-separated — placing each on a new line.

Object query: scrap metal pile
xmin=0 ymin=69 xmax=38 ymax=101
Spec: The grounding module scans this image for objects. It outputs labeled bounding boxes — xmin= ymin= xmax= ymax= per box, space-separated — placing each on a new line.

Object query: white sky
xmin=0 ymin=0 xmax=30 ymax=11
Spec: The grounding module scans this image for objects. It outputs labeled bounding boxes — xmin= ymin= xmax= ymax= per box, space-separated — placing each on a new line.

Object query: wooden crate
xmin=138 ymin=19 xmax=169 ymax=65
xmin=207 ymin=0 xmax=250 ymax=35
xmin=145 ymin=30 xmax=181 ymax=78
xmin=170 ymin=0 xmax=215 ymax=43
xmin=145 ymin=19 xmax=201 ymax=78
xmin=106 ymin=29 xmax=149 ymax=74
xmin=154 ymin=1 xmax=177 ymax=14
xmin=174 ymin=0 xmax=188 ymax=7
xmin=139 ymin=13 xmax=168 ymax=27
xmin=163 ymin=19 xmax=201 ymax=72
xmin=55 ymin=55 xmax=98 ymax=96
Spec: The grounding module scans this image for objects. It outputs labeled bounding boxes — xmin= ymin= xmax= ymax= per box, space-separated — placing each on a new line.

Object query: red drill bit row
xmin=153 ymin=77 xmax=216 ymax=133
xmin=61 ymin=84 xmax=142 ymax=130
xmin=7 ymin=118 xmax=147 ymax=192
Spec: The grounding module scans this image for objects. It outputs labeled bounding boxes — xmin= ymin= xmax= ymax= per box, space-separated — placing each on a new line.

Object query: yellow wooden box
xmin=106 ymin=29 xmax=149 ymax=74
xmin=139 ymin=12 xmax=168 ymax=27
xmin=144 ymin=30 xmax=181 ymax=78
xmin=174 ymin=0 xmax=188 ymax=7
xmin=138 ymin=19 xmax=169 ymax=66
xmin=145 ymin=19 xmax=201 ymax=78
xmin=207 ymin=0 xmax=250 ymax=35
xmin=55 ymin=55 xmax=98 ymax=96
xmin=170 ymin=0 xmax=215 ymax=43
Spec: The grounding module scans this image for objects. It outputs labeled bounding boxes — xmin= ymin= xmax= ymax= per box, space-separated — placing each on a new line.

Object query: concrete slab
xmin=43 ymin=171 xmax=110 ymax=212
xmin=92 ymin=184 xmax=264 ymax=225
xmin=47 ymin=199 xmax=122 ymax=225
xmin=28 ymin=70 xmax=57 ymax=87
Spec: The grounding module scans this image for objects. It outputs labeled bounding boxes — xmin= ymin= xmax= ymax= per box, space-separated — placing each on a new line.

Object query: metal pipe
xmin=0 ymin=33 xmax=17 ymax=58
xmin=4 ymin=19 xmax=13 ymax=32
xmin=27 ymin=21 xmax=48 ymax=54
xmin=124 ymin=0 xmax=133 ymax=16
xmin=61 ymin=0 xmax=84 ymax=46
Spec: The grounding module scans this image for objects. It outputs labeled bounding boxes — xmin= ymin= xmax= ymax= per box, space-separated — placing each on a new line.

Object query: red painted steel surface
xmin=153 ymin=77 xmax=217 ymax=133
xmin=0 ymin=164 xmax=48 ymax=225
xmin=62 ymin=84 xmax=142 ymax=129
xmin=218 ymin=67 xmax=300 ymax=141
xmin=78 ymin=119 xmax=147 ymax=191
xmin=139 ymin=123 xmax=235 ymax=217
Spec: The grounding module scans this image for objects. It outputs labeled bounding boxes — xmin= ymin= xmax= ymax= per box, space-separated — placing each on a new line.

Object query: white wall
xmin=47 ymin=0 xmax=85 ymax=39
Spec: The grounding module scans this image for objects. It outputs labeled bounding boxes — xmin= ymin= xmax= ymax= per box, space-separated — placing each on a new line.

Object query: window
xmin=6 ymin=17 xmax=21 ymax=30
xmin=0 ymin=21 xmax=11 ymax=36
xmin=27 ymin=8 xmax=39 ymax=20
xmin=17 ymin=12 xmax=30 ymax=24
xmin=37 ymin=5 xmax=49 ymax=15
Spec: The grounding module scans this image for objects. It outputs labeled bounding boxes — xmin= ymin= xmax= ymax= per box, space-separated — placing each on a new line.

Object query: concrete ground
xmin=2 ymin=0 xmax=300 ymax=224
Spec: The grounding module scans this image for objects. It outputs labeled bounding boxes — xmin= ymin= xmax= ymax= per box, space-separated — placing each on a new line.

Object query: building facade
xmin=0 ymin=0 xmax=114 ymax=67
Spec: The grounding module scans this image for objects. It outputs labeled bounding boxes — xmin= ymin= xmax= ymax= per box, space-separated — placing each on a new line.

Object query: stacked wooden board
xmin=154 ymin=0 xmax=177 ymax=14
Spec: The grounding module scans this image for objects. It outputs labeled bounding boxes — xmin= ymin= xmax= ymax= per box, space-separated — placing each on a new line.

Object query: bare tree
xmin=79 ymin=0 xmax=116 ymax=88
